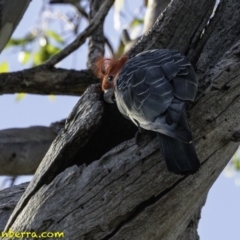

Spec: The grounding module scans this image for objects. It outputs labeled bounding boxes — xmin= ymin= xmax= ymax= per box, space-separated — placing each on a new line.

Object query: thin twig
xmin=73 ymin=3 xmax=88 ymax=19
xmin=44 ymin=0 xmax=115 ymax=67
xmin=104 ymin=36 xmax=115 ymax=57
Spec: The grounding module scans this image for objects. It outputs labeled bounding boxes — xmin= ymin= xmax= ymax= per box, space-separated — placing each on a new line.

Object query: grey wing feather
xmin=115 ymin=49 xmax=197 ymax=142
xmin=172 ymin=77 xmax=197 ymax=101
xmin=115 ymin=49 xmax=199 ymax=173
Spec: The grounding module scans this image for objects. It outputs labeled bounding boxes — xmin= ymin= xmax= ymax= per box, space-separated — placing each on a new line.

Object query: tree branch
xmin=2 ymin=0 xmax=240 ymax=238
xmin=87 ymin=0 xmax=105 ymax=69
xmin=44 ymin=0 xmax=115 ymax=67
xmin=4 ymin=39 xmax=240 ymax=235
xmin=0 ymin=121 xmax=65 ymax=176
xmin=0 ymin=0 xmax=31 ymax=53
xmin=49 ymin=0 xmax=89 ymax=20
xmin=74 ymin=4 xmax=88 ymax=20
xmin=4 ymin=84 xmax=104 ymax=230
xmin=0 ymin=67 xmax=98 ymax=95
xmin=177 ymin=197 xmax=206 ymax=240
xmin=127 ymin=0 xmax=216 ymax=59
xmin=189 ymin=0 xmax=240 ymax=76
xmin=104 ymin=36 xmax=114 ymax=56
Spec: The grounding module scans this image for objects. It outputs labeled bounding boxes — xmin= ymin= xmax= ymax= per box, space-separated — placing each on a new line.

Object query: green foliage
xmin=130 ymin=18 xmax=144 ymax=28
xmin=46 ymin=30 xmax=65 ymax=44
xmin=48 ymin=95 xmax=56 ymax=101
xmin=18 ymin=51 xmax=31 ymax=65
xmin=15 ymin=93 xmax=26 ymax=101
xmin=224 ymin=149 xmax=240 ymax=185
xmin=33 ymin=41 xmax=61 ymax=66
xmin=0 ymin=61 xmax=9 ymax=73
xmin=232 ymin=152 xmax=240 ymax=170
xmin=5 ymin=29 xmax=64 ymax=66
xmin=6 ymin=33 xmax=36 ymax=48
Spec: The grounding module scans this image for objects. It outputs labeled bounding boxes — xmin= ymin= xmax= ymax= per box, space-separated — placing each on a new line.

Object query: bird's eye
xmin=108 ymin=75 xmax=114 ymax=82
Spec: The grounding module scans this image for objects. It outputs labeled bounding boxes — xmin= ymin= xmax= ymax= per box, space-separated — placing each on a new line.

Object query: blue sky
xmin=0 ymin=1 xmax=239 ymax=239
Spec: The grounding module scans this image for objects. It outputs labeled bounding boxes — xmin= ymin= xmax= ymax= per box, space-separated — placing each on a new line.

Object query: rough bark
xmin=1 ymin=0 xmax=240 ymax=239
xmin=189 ymin=0 xmax=240 ymax=79
xmin=0 ymin=183 xmax=28 ymax=231
xmin=127 ymin=0 xmax=216 ymax=57
xmin=3 ymin=41 xmax=240 ymax=238
xmin=177 ymin=198 xmax=206 ymax=240
xmin=3 ymin=57 xmax=239 ymax=237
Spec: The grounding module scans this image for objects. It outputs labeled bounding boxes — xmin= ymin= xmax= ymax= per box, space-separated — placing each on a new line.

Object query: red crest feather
xmin=94 ymin=56 xmax=128 ymax=91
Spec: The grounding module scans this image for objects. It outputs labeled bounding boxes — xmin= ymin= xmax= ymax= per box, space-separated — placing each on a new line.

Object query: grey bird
xmin=95 ymin=49 xmax=200 ymax=174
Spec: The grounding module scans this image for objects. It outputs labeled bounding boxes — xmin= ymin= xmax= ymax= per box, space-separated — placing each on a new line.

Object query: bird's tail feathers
xmin=158 ymin=133 xmax=200 ymax=175
xmin=166 ymin=109 xmax=193 ymax=143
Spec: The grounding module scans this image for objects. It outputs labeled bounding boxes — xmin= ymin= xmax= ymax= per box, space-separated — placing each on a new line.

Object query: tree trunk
xmin=1 ymin=0 xmax=240 ymax=239
xmin=0 ymin=183 xmax=28 ymax=230
xmin=0 ymin=0 xmax=31 ymax=52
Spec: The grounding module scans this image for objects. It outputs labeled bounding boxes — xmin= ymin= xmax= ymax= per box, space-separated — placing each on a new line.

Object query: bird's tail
xmin=158 ymin=133 xmax=200 ymax=174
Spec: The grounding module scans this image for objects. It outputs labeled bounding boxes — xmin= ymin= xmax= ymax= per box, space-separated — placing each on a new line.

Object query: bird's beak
xmin=104 ymin=89 xmax=115 ymax=104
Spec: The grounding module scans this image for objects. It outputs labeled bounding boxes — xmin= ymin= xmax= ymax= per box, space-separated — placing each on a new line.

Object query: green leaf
xmin=48 ymin=95 xmax=56 ymax=101
xmin=0 ymin=62 xmax=9 ymax=73
xmin=33 ymin=52 xmax=42 ymax=66
xmin=33 ymin=49 xmax=48 ymax=66
xmin=232 ymin=150 xmax=240 ymax=171
xmin=6 ymin=34 xmax=36 ymax=49
xmin=130 ymin=18 xmax=144 ymax=28
xmin=234 ymin=160 xmax=240 ymax=170
xmin=7 ymin=38 xmax=28 ymax=47
xmin=47 ymin=44 xmax=61 ymax=55
xmin=33 ymin=45 xmax=50 ymax=65
xmin=18 ymin=51 xmax=31 ymax=65
xmin=46 ymin=30 xmax=64 ymax=44
xmin=33 ymin=42 xmax=61 ymax=66
xmin=15 ymin=93 xmax=26 ymax=101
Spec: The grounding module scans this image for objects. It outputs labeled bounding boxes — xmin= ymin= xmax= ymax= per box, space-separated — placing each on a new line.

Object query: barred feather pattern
xmin=96 ymin=49 xmax=200 ymax=174
xmin=115 ymin=49 xmax=198 ymax=143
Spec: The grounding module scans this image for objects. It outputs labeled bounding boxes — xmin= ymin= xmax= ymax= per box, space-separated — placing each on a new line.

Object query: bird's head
xmin=95 ymin=56 xmax=128 ymax=103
